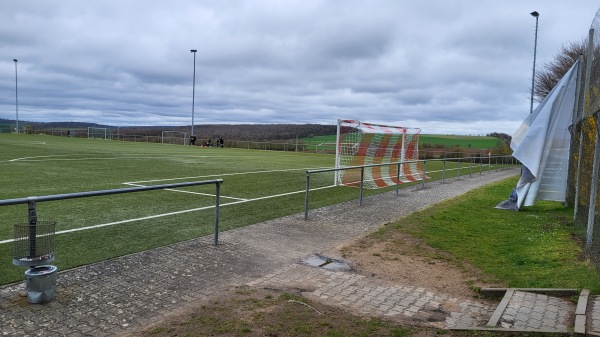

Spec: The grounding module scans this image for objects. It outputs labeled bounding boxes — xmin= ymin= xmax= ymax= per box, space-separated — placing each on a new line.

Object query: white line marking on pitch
xmin=122 ymin=183 xmax=249 ymax=201
xmin=3 ymin=154 xmax=218 ymax=163
xmin=6 ymin=155 xmax=72 ymax=162
xmin=0 ymin=184 xmax=337 ymax=245
xmin=122 ymin=167 xmax=329 ymax=185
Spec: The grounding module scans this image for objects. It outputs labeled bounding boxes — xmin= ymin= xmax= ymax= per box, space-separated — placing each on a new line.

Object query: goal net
xmin=161 ymin=131 xmax=187 ymax=145
xmin=335 ymin=119 xmax=423 ymax=188
xmin=88 ymin=127 xmax=109 ymax=139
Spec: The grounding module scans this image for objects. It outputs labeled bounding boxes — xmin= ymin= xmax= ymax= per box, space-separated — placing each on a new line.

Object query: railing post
xmin=442 ymin=158 xmax=446 ymax=183
xmin=304 ymin=171 xmax=310 ymax=220
xmin=396 ymin=162 xmax=400 ymax=195
xmin=359 ymin=167 xmax=364 ymax=205
xmin=469 ymin=157 xmax=473 ymax=178
xmin=27 ymin=198 xmax=38 ymax=257
xmin=479 ymin=154 xmax=483 ymax=175
xmin=421 ymin=160 xmax=426 ymax=188
xmin=214 ymin=181 xmax=220 ymax=246
xmin=457 ymin=158 xmax=461 ymax=179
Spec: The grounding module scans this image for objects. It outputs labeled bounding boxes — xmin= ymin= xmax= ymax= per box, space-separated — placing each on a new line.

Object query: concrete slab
xmin=486 ymin=288 xmax=514 ymax=327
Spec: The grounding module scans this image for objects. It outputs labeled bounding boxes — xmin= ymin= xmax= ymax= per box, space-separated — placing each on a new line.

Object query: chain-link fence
xmin=568 ymin=9 xmax=600 ymax=267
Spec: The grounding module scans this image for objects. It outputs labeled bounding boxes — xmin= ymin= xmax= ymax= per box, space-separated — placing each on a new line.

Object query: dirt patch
xmin=335 ymin=222 xmax=502 ymax=299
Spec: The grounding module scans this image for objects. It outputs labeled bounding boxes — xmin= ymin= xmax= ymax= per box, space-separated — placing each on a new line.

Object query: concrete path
xmin=3 ymin=168 xmax=584 ymax=336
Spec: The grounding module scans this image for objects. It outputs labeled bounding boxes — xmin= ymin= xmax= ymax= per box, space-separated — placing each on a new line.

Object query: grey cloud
xmin=1 ymin=1 xmax=599 ymax=135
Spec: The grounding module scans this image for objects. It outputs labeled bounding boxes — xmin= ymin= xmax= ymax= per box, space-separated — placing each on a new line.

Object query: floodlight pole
xmin=190 ymin=49 xmax=197 ymax=140
xmin=13 ymin=59 xmax=19 ymax=134
xmin=530 ymin=11 xmax=539 ymax=114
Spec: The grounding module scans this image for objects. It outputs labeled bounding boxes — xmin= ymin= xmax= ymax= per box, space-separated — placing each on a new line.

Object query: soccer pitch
xmin=0 ymin=134 xmax=497 ymax=285
xmin=0 ymin=134 xmax=372 ymax=284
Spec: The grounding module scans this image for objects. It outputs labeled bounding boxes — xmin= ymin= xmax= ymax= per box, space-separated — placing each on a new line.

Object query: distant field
xmin=419 ymin=134 xmax=502 ymax=149
xmin=301 ymin=134 xmax=503 ymax=152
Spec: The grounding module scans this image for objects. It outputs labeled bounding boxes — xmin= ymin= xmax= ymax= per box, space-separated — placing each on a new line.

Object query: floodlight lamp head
xmin=530 ymin=11 xmax=539 ymax=18
xmin=190 ymin=49 xmax=197 ymax=53
xmin=13 ymin=59 xmax=17 ymax=62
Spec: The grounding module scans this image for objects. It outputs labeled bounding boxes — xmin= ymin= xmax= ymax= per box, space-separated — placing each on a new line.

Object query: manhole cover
xmin=302 ymin=254 xmax=351 ymax=271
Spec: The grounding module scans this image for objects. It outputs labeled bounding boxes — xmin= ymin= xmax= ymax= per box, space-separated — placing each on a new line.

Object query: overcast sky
xmin=1 ymin=1 xmax=599 ymax=135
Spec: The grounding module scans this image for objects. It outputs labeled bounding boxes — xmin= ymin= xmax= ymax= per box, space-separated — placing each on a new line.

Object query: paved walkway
xmin=2 ymin=168 xmax=584 ymax=336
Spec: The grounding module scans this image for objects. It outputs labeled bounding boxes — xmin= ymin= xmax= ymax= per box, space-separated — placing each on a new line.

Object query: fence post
xmin=304 ymin=171 xmax=310 ymax=220
xmin=574 ymin=54 xmax=585 ymax=121
xmin=574 ymin=127 xmax=584 ymax=220
xmin=586 ymin=115 xmax=600 ymax=251
xmin=479 ymin=153 xmax=483 ymax=175
xmin=457 ymin=158 xmax=461 ymax=179
xmin=214 ymin=181 xmax=221 ymax=246
xmin=583 ymin=29 xmax=594 ymax=118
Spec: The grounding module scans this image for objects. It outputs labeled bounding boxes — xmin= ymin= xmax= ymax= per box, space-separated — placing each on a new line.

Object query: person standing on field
xmin=219 ymin=136 xmax=224 ymax=148
xmin=190 ymin=135 xmax=197 ymax=146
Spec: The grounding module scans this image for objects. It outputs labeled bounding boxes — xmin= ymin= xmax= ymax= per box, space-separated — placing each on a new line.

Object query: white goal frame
xmin=161 ymin=131 xmax=188 ymax=145
xmin=334 ymin=119 xmax=423 ymax=188
xmin=88 ymin=127 xmax=109 ymax=139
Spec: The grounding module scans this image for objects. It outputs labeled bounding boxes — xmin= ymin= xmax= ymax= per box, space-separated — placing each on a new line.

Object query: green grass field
xmin=0 ymin=134 xmax=510 ymax=285
xmin=419 ymin=134 xmax=502 ymax=149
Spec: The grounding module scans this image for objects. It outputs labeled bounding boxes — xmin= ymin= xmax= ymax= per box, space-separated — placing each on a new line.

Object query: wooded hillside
xmin=0 ymin=118 xmax=336 ymax=141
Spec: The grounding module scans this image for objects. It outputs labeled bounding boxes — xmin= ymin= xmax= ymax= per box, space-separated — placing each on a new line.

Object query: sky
xmin=1 ymin=1 xmax=599 ymax=135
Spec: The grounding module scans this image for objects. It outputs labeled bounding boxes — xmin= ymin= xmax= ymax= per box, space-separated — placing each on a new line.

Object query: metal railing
xmin=304 ymin=155 xmax=515 ymax=219
xmin=0 ymin=180 xmax=223 ymax=248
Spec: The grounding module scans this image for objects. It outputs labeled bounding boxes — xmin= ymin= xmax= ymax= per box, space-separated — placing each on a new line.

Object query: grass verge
xmin=375 ymin=176 xmax=600 ymax=292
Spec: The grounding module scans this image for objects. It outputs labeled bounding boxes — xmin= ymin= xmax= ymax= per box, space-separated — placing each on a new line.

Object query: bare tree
xmin=534 ymin=40 xmax=586 ymax=102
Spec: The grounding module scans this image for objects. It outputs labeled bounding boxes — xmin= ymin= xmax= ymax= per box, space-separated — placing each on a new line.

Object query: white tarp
xmin=509 ymin=60 xmax=579 ymax=209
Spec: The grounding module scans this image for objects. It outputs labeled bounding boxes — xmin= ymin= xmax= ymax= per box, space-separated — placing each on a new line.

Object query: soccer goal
xmin=88 ymin=127 xmax=109 ymax=139
xmin=335 ymin=119 xmax=423 ymax=188
xmin=161 ymin=131 xmax=187 ymax=145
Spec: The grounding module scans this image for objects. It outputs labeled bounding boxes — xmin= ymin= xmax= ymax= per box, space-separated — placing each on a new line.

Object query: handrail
xmin=0 ymin=180 xmax=222 ymax=206
xmin=304 ymin=155 xmax=514 ymax=219
xmin=0 ymin=179 xmax=224 ymax=247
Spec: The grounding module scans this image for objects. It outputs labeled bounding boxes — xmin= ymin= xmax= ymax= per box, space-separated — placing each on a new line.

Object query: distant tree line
xmin=125 ymin=124 xmax=337 ymax=141
xmin=0 ymin=118 xmax=337 ymax=142
xmin=486 ymin=132 xmax=511 ymax=143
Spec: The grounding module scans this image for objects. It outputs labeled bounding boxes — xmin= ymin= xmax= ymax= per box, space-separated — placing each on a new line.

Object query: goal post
xmin=161 ymin=131 xmax=187 ymax=145
xmin=88 ymin=127 xmax=109 ymax=139
xmin=335 ymin=119 xmax=423 ymax=188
